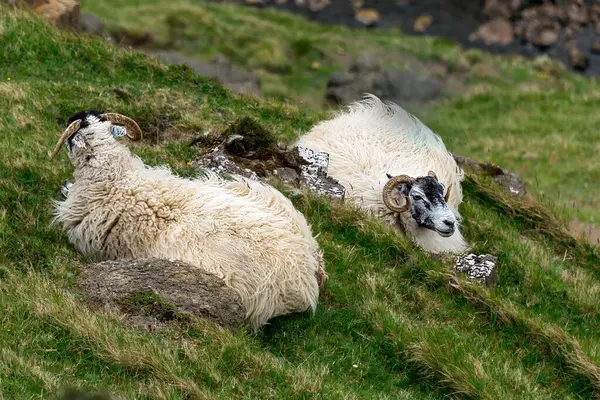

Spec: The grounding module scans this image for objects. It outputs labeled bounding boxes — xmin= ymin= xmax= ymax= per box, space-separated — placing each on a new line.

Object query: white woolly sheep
xmin=48 ymin=110 xmax=327 ymax=329
xmin=294 ymin=94 xmax=468 ymax=254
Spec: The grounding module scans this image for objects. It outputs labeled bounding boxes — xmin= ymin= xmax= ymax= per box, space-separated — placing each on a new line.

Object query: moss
xmin=116 ymin=290 xmax=189 ymax=323
xmin=222 ymin=116 xmax=278 ymax=156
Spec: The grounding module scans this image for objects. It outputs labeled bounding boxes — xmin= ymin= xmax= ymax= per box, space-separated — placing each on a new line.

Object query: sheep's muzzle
xmin=48 ymin=113 xmax=143 ymax=160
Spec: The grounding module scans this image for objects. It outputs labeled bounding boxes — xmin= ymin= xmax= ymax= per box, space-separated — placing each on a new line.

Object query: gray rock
xmin=200 ymin=146 xmax=260 ymax=180
xmin=328 ymin=71 xmax=355 ymax=87
xmin=194 ymin=130 xmax=344 ymax=200
xmin=79 ymin=12 xmax=104 ymax=36
xmin=273 ymin=167 xmax=300 ymax=183
xmin=297 ymin=146 xmax=345 ymax=200
xmin=383 ymin=69 xmax=444 ymax=103
xmin=455 ymin=253 xmax=499 ymax=288
xmin=350 ymin=52 xmax=382 ymax=73
xmin=569 ymin=47 xmax=589 ymax=72
xmin=143 ymin=50 xmax=261 ymax=95
xmin=452 ymin=153 xmax=527 ymax=198
xmin=326 ymin=61 xmax=444 ymax=107
xmin=77 ymin=258 xmax=247 ymax=329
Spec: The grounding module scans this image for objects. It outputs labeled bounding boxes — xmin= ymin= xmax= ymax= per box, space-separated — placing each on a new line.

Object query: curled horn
xmin=382 ymin=175 xmax=415 ymax=213
xmin=48 ymin=119 xmax=82 ymax=160
xmin=100 ymin=113 xmax=143 ymax=141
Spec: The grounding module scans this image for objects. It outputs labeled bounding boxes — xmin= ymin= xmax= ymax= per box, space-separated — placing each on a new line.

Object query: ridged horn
xmin=48 ymin=119 xmax=82 ymax=160
xmin=382 ymin=175 xmax=415 ymax=213
xmin=100 ymin=113 xmax=143 ymax=141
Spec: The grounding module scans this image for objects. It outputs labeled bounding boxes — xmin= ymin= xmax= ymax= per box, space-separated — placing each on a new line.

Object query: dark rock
xmin=328 ymin=71 xmax=355 ymax=87
xmin=509 ymin=0 xmax=522 ymax=12
xmin=326 ymin=57 xmax=444 ymax=107
xmin=77 ymin=258 xmax=247 ymax=329
xmin=565 ymin=25 xmax=577 ymax=40
xmin=521 ymin=17 xmax=560 ymax=48
xmin=350 ymin=52 xmax=381 ymax=73
xmin=195 ymin=131 xmax=344 ymax=200
xmin=273 ymin=167 xmax=300 ymax=183
xmin=79 ymin=12 xmax=104 ymax=35
xmin=567 ymin=3 xmax=588 ymax=26
xmin=470 ymin=18 xmax=514 ymax=46
xmin=142 ymin=50 xmax=261 ymax=96
xmin=592 ymin=37 xmax=600 ymax=54
xmin=455 ymin=253 xmax=499 ymax=288
xmin=108 ymin=25 xmax=154 ymax=47
xmin=569 ymin=47 xmax=589 ymax=71
xmin=383 ymin=69 xmax=444 ymax=103
xmin=483 ymin=0 xmax=511 ymax=20
xmin=452 ymin=154 xmax=527 ymax=198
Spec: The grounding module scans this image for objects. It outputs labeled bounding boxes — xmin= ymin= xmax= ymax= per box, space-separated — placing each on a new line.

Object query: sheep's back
xmin=296 ymin=97 xmax=464 ymax=215
xmin=127 ymin=171 xmax=323 ymax=327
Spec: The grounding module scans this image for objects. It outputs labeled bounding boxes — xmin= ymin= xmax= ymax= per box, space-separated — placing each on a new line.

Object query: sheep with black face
xmin=49 ymin=110 xmax=327 ymax=329
xmin=295 ymin=94 xmax=468 ymax=254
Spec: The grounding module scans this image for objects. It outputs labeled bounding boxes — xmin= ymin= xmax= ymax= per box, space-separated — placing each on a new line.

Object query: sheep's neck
xmin=73 ymin=143 xmax=139 ymax=183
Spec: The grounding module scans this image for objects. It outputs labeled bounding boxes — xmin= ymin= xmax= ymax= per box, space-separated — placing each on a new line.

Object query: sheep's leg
xmin=59 ymin=181 xmax=73 ymax=200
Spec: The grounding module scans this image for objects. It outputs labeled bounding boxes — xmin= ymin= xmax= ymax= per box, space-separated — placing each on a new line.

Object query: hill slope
xmin=1 ymin=6 xmax=600 ymax=400
xmin=79 ymin=0 xmax=600 ymax=225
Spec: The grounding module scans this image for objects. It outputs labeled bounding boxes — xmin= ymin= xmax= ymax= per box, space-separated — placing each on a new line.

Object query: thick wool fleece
xmin=295 ymin=94 xmax=468 ymax=254
xmin=52 ymin=117 xmax=326 ymax=329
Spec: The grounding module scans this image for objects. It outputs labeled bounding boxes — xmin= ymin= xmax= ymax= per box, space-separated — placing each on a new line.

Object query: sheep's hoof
xmin=60 ymin=181 xmax=73 ymax=199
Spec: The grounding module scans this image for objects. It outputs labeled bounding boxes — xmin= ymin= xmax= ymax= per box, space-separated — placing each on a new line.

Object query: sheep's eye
xmin=413 ymin=195 xmax=423 ymax=202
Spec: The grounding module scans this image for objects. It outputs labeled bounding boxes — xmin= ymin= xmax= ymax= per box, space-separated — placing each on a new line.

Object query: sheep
xmin=294 ymin=94 xmax=468 ymax=254
xmin=48 ymin=110 xmax=327 ymax=329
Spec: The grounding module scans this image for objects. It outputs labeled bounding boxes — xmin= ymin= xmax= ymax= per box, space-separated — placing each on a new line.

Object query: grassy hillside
xmin=78 ymin=0 xmax=600 ymax=225
xmin=1 ymin=5 xmax=600 ymax=400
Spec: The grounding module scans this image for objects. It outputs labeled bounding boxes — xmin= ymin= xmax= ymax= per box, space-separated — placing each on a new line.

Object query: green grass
xmin=1 ymin=5 xmax=600 ymax=399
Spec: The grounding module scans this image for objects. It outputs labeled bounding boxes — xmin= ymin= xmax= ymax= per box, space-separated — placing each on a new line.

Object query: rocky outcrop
xmin=471 ymin=0 xmax=600 ymax=73
xmin=325 ymin=52 xmax=444 ymax=107
xmin=455 ymin=253 xmax=499 ymax=288
xmin=5 ymin=0 xmax=80 ymax=30
xmin=196 ymin=137 xmax=345 ymax=200
xmin=452 ymin=153 xmax=527 ymax=199
xmin=78 ymin=12 xmax=104 ymax=36
xmin=77 ymin=258 xmax=247 ymax=330
xmin=191 ymin=117 xmax=345 ymax=200
xmin=469 ymin=17 xmax=514 ymax=46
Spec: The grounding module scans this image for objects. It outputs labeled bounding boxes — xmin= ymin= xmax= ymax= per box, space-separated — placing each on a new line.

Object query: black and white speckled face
xmin=63 ymin=110 xmax=106 ymax=154
xmin=390 ymin=173 xmax=457 ymax=237
xmin=63 ymin=110 xmax=129 ymax=156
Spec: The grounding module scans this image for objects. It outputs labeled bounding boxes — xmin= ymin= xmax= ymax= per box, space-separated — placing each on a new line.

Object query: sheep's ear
xmin=112 ymin=125 xmax=127 ymax=139
xmin=444 ymin=183 xmax=452 ymax=203
xmin=427 ymin=170 xmax=438 ymax=181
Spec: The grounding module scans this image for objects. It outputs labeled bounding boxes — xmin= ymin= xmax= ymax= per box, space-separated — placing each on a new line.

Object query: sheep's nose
xmin=443 ymin=219 xmax=455 ymax=229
